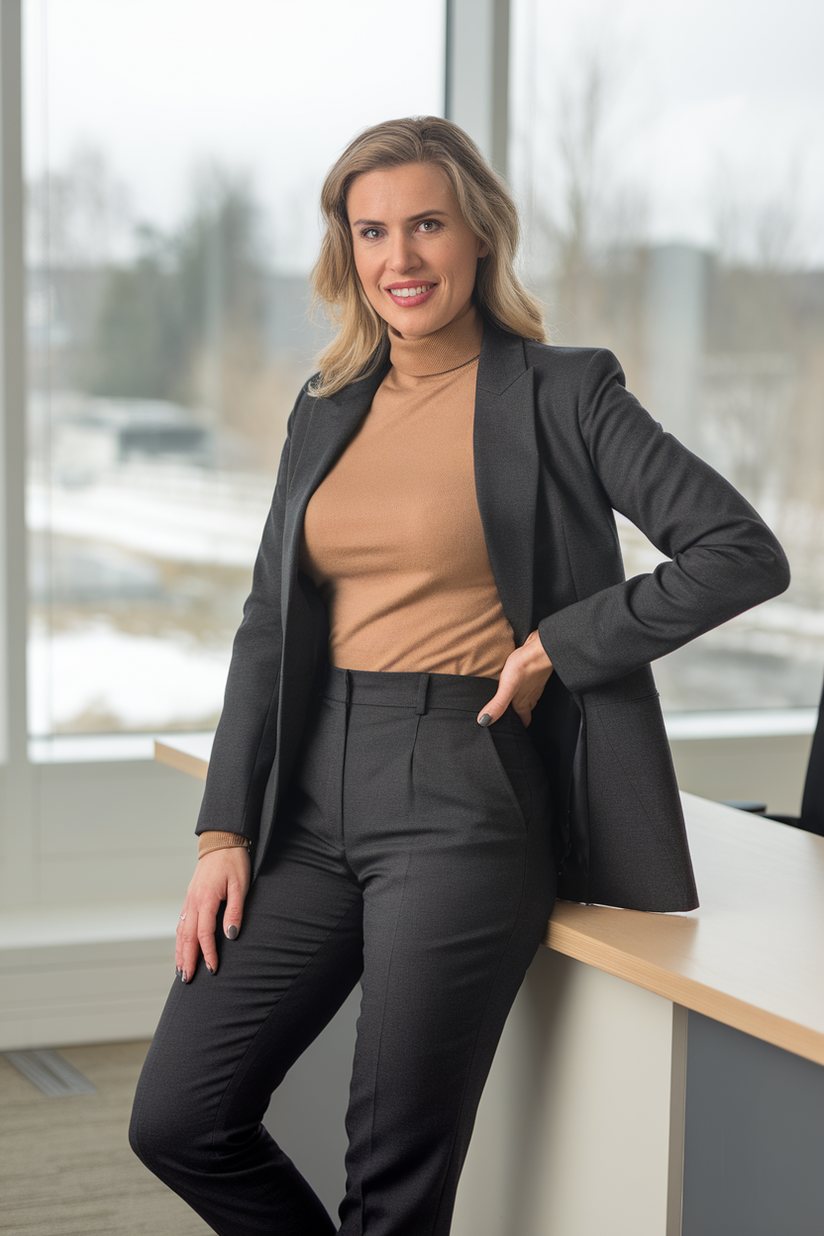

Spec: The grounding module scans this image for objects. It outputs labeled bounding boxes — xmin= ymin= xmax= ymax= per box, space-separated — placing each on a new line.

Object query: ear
xmin=477 ymin=237 xmax=490 ymax=259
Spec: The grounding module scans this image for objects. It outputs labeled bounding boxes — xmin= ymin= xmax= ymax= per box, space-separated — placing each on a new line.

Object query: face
xmin=346 ymin=162 xmax=489 ymax=339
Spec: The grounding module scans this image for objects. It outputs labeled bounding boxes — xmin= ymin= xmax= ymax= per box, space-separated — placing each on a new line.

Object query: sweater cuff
xmin=198 ymin=831 xmax=252 ymax=860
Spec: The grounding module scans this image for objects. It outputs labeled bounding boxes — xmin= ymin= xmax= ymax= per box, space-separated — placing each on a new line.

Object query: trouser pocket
xmin=482 ymin=723 xmax=541 ymax=828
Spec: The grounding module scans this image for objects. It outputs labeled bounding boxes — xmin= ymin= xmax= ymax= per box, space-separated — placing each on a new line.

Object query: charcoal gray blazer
xmin=195 ymin=321 xmax=790 ymax=912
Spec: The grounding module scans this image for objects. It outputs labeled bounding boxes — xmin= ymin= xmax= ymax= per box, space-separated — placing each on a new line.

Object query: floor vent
xmin=3 ymin=1049 xmax=97 ymax=1097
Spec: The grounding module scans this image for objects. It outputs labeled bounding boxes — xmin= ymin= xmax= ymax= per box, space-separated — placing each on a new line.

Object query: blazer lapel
xmin=474 ymin=326 xmax=538 ymax=645
xmin=281 ymin=363 xmax=389 ymax=608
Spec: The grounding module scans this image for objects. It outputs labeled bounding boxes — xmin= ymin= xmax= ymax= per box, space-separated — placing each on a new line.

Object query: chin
xmin=386 ymin=308 xmax=455 ymax=337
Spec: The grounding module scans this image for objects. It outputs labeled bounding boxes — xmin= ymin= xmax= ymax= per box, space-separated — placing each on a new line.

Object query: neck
xmin=388 ymin=303 xmax=483 ymax=378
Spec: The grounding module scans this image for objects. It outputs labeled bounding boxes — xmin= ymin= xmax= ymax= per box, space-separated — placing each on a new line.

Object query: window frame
xmin=1 ymin=0 xmax=34 ymax=906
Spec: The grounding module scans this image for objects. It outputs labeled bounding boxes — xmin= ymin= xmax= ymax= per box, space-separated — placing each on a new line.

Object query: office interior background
xmin=0 ymin=0 xmax=823 ymax=1225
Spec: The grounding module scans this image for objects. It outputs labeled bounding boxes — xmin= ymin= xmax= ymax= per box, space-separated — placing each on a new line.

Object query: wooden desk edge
xmin=544 ymin=917 xmax=824 ymax=1068
xmin=154 ymin=740 xmax=209 ymax=782
xmin=153 ymin=738 xmax=824 ymax=1067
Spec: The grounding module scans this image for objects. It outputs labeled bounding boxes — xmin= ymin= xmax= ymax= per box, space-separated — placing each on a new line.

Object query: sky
xmin=23 ymin=0 xmax=824 ymax=270
xmin=510 ymin=0 xmax=824 ymax=263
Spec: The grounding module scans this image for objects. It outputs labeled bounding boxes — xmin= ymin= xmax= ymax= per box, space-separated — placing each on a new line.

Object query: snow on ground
xmin=27 ymin=466 xmax=275 ymax=568
xmin=28 ymin=619 xmax=231 ymax=734
xmin=27 ymin=466 xmax=272 ymax=732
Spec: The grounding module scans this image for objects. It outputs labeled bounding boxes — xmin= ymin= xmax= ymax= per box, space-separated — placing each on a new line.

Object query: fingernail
xmin=174 ymin=967 xmax=181 ymax=979
xmin=478 ymin=713 xmax=493 ymax=727
xmin=206 ymin=964 xmax=215 ymax=975
xmin=180 ymin=970 xmax=188 ymax=984
xmin=226 ymin=924 xmax=238 ymax=940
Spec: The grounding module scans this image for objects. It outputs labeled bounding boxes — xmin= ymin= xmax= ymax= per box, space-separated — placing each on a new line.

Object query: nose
xmin=386 ymin=230 xmax=421 ymax=275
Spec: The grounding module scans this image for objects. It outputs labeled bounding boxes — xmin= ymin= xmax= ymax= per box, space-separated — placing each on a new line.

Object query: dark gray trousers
xmin=130 ymin=667 xmax=556 ymax=1236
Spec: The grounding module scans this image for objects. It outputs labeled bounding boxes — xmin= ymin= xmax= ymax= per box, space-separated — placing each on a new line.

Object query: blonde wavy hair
xmin=310 ymin=116 xmax=546 ymax=397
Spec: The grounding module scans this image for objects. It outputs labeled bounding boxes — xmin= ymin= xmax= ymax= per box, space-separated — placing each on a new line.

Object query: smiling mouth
xmin=387 ymin=284 xmax=435 ymax=299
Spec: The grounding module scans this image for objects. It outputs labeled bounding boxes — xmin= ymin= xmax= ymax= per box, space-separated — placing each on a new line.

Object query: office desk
xmin=156 ymin=735 xmax=824 ymax=1236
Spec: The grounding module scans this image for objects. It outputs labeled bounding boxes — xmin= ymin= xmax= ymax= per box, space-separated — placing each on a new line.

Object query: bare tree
xmin=711 ymin=157 xmax=810 ymax=273
xmin=27 ymin=143 xmax=133 ymax=268
xmin=526 ymin=48 xmax=649 ymax=355
xmin=527 ymin=52 xmax=607 ymax=334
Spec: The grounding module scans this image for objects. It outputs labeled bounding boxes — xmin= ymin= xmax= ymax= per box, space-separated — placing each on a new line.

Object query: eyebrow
xmin=349 ymin=209 xmax=450 ymax=228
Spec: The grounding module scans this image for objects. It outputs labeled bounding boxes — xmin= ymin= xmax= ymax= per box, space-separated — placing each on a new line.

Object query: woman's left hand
xmin=477 ymin=629 xmax=554 ymax=728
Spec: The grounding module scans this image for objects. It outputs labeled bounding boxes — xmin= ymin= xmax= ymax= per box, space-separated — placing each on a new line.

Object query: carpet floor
xmin=0 ymin=1041 xmax=211 ymax=1235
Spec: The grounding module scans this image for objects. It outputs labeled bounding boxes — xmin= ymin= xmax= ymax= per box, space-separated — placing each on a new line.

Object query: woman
xmin=130 ymin=117 xmax=789 ymax=1235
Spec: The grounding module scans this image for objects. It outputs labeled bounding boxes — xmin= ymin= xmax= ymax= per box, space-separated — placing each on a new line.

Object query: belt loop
xmin=415 ymin=673 xmax=430 ymax=716
xmin=344 ymin=668 xmax=351 ymax=707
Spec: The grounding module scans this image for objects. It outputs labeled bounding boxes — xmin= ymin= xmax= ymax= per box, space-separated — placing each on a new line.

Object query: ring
xmin=179 ymin=913 xmax=186 ymax=921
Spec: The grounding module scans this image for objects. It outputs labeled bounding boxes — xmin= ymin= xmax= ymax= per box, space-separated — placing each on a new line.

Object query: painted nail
xmin=206 ymin=964 xmax=214 ymax=975
xmin=226 ymin=924 xmax=239 ymax=940
xmin=478 ymin=713 xmax=493 ymax=727
xmin=180 ymin=970 xmax=188 ymax=984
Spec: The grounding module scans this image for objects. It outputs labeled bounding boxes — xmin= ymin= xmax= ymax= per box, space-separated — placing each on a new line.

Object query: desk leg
xmin=453 ymin=947 xmax=687 ymax=1236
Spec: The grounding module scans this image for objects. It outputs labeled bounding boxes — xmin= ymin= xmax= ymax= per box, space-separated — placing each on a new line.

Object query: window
xmin=511 ymin=0 xmax=824 ymax=710
xmin=24 ymin=0 xmax=446 ymax=738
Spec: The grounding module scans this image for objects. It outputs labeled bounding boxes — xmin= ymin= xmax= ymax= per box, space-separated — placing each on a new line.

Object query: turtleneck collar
xmin=387 ymin=303 xmax=483 ymax=378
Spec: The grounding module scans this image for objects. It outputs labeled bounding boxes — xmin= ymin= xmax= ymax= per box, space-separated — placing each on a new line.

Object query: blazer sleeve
xmin=194 ymin=389 xmax=303 ymax=841
xmin=537 ymin=348 xmax=791 ymax=694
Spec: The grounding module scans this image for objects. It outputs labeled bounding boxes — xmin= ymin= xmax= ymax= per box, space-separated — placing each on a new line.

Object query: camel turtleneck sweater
xmin=198 ymin=303 xmax=515 ymax=859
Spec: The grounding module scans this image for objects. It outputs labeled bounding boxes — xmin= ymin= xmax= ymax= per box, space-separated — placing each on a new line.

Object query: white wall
xmin=669 ymin=732 xmax=812 ymax=817
xmin=0 ymin=758 xmax=203 ymax=1051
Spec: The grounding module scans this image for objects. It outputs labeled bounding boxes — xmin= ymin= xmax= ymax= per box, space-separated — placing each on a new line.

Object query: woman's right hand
xmin=175 ymin=847 xmax=251 ymax=982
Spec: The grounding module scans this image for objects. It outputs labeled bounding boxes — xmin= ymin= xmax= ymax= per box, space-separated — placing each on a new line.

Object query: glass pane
xmin=24 ymin=0 xmax=446 ymax=737
xmin=511 ymin=0 xmax=824 ymax=710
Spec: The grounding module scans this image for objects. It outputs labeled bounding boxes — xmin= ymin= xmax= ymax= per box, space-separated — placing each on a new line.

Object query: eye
xmin=417 ymin=219 xmax=441 ymax=233
xmin=359 ymin=226 xmax=382 ymax=240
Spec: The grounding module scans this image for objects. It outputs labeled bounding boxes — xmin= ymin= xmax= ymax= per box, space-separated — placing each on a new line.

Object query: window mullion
xmin=1 ymin=0 xmax=35 ymax=904
xmin=445 ymin=0 xmax=510 ymax=177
